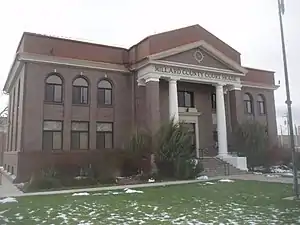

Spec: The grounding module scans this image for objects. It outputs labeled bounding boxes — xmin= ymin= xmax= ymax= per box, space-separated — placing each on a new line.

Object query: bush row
xmin=24 ymin=120 xmax=204 ymax=192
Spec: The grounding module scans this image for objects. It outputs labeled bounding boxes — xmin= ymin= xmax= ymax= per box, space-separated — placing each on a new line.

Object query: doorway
xmin=182 ymin=123 xmax=196 ymax=157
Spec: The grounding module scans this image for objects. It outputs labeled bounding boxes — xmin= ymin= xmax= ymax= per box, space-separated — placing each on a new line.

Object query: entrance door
xmin=182 ymin=123 xmax=196 ymax=157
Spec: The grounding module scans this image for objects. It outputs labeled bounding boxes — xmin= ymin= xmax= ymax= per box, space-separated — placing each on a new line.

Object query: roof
xmin=4 ymin=24 xmax=276 ymax=92
xmin=15 ymin=24 xmax=242 ymax=65
xmin=244 ymin=67 xmax=275 ymax=74
xmin=17 ymin=32 xmax=127 ymax=53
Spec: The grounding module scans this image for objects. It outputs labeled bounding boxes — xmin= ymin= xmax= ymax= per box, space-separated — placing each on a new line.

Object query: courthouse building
xmin=2 ymin=24 xmax=278 ymax=182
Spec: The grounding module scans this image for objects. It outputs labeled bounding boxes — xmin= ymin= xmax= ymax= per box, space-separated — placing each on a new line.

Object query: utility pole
xmin=277 ymin=0 xmax=299 ymax=199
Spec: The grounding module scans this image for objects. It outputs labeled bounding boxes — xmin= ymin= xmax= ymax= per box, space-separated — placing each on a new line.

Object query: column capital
xmin=228 ymin=84 xmax=242 ymax=91
xmin=168 ymin=77 xmax=180 ymax=83
xmin=137 ymin=79 xmax=146 ymax=86
xmin=144 ymin=74 xmax=160 ymax=83
xmin=214 ymin=83 xmax=224 ymax=88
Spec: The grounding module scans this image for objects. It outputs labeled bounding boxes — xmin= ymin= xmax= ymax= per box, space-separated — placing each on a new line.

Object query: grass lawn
xmin=0 ymin=180 xmax=300 ymax=224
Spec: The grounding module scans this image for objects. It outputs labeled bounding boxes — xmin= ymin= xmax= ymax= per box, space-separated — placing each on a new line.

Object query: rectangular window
xmin=178 ymin=91 xmax=194 ymax=107
xmin=258 ymin=102 xmax=265 ymax=115
xmin=104 ymin=89 xmax=112 ymax=105
xmin=97 ymin=89 xmax=112 ymax=105
xmin=178 ymin=91 xmax=185 ymax=107
xmin=244 ymin=101 xmax=253 ymax=114
xmin=43 ymin=121 xmax=63 ymax=150
xmin=96 ymin=122 xmax=113 ymax=149
xmin=54 ymin=85 xmax=62 ymax=102
xmin=45 ymin=84 xmax=62 ymax=103
xmin=73 ymin=87 xmax=88 ymax=104
xmin=71 ymin=121 xmax=89 ymax=149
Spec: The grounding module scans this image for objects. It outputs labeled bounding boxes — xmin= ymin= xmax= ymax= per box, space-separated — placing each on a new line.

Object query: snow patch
xmin=124 ymin=188 xmax=143 ymax=194
xmin=72 ymin=192 xmax=90 ymax=196
xmin=0 ymin=197 xmax=18 ymax=203
xmin=281 ymin=172 xmax=294 ymax=177
xmin=265 ymin=174 xmax=280 ymax=178
xmin=219 ymin=179 xmax=234 ymax=183
xmin=205 ymin=182 xmax=215 ymax=185
xmin=253 ymin=172 xmax=263 ymax=175
xmin=196 ymin=176 xmax=208 ymax=180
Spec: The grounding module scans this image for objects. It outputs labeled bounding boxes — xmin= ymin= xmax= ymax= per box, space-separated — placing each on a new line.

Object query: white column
xmin=169 ymin=79 xmax=179 ymax=123
xmin=216 ymin=83 xmax=228 ymax=156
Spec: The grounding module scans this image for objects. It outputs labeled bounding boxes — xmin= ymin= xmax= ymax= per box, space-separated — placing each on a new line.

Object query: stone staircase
xmin=200 ymin=157 xmax=248 ymax=177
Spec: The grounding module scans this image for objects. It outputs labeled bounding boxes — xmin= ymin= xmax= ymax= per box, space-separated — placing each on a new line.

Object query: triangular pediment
xmin=148 ymin=41 xmax=247 ymax=74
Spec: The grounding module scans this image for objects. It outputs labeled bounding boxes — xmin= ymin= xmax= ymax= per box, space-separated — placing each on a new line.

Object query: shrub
xmin=233 ymin=121 xmax=269 ymax=169
xmin=265 ymin=145 xmax=292 ymax=166
xmin=86 ymin=150 xmax=123 ymax=183
xmin=61 ymin=176 xmax=98 ymax=187
xmin=154 ymin=120 xmax=200 ymax=179
xmin=122 ymin=130 xmax=152 ymax=176
xmin=23 ymin=177 xmax=62 ymax=192
xmin=175 ymin=159 xmax=203 ymax=180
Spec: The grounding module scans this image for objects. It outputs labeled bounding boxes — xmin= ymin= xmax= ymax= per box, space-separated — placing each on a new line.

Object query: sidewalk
xmin=14 ymin=176 xmax=225 ymax=197
xmin=230 ymin=174 xmax=299 ymax=184
xmin=1 ymin=173 xmax=298 ymax=198
xmin=0 ymin=174 xmax=23 ymax=198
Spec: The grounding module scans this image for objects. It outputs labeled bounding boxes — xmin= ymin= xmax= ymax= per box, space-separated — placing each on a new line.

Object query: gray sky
xmin=0 ymin=0 xmax=299 ymax=133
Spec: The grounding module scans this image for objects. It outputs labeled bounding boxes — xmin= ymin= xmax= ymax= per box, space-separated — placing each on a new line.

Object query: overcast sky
xmin=0 ymin=0 xmax=299 ymax=133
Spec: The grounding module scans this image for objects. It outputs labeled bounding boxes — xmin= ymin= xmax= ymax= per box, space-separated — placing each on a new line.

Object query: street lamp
xmin=277 ymin=0 xmax=299 ymax=199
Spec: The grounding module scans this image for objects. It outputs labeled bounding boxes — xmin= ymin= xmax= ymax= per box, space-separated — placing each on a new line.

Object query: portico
xmin=140 ymin=72 xmax=240 ymax=156
xmin=136 ymin=41 xmax=249 ymax=170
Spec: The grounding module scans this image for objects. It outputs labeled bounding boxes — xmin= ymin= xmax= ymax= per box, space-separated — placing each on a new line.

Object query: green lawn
xmin=0 ymin=180 xmax=300 ymax=224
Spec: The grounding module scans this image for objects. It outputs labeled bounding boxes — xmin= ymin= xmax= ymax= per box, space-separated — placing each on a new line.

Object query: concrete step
xmin=200 ymin=157 xmax=248 ymax=177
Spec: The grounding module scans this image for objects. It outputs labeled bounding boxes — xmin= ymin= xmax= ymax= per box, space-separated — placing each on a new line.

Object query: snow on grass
xmin=92 ymin=188 xmax=143 ymax=196
xmin=219 ymin=179 xmax=234 ymax=183
xmin=0 ymin=181 xmax=299 ymax=224
xmin=72 ymin=192 xmax=90 ymax=196
xmin=199 ymin=182 xmax=215 ymax=186
xmin=0 ymin=197 xmax=18 ymax=204
xmin=124 ymin=188 xmax=143 ymax=194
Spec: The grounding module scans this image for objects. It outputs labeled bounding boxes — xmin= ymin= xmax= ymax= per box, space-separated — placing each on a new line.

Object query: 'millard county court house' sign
xmin=154 ymin=65 xmax=238 ymax=82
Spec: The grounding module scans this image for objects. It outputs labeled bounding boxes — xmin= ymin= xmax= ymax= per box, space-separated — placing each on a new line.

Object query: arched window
xmin=45 ymin=74 xmax=63 ymax=103
xmin=98 ymin=80 xmax=112 ymax=105
xmin=244 ymin=93 xmax=253 ymax=114
xmin=257 ymin=94 xmax=266 ymax=115
xmin=72 ymin=77 xmax=89 ymax=104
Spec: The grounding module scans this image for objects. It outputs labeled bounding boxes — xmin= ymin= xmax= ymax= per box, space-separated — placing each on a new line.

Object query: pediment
xmin=162 ymin=47 xmax=237 ymax=71
xmin=148 ymin=41 xmax=247 ymax=75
